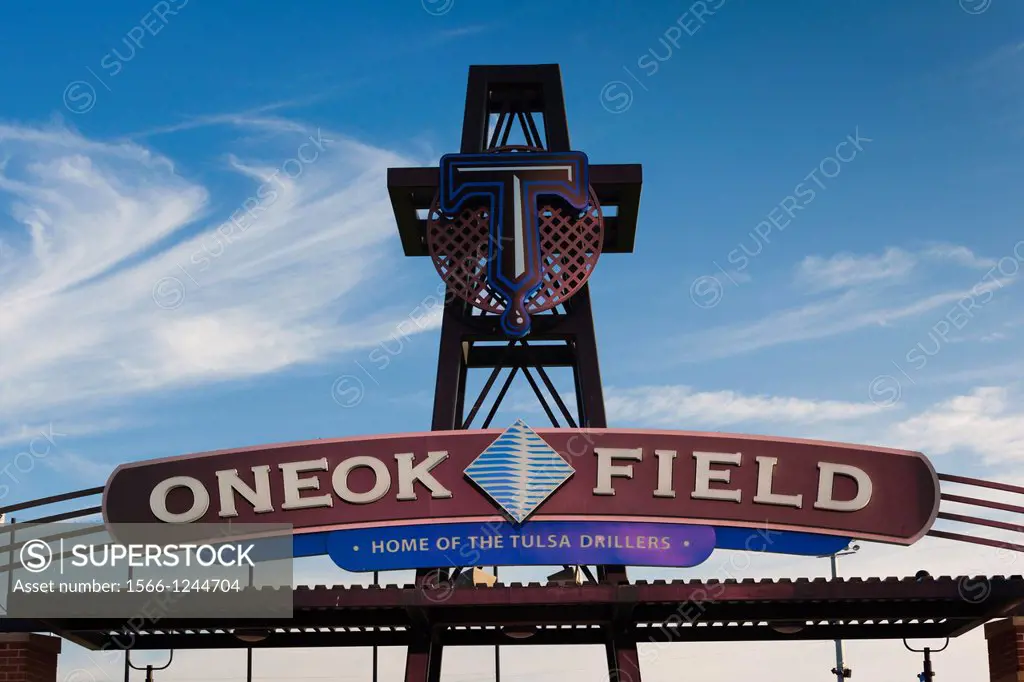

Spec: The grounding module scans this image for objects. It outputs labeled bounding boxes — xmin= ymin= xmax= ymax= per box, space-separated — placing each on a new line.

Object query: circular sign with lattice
xmin=426 ymin=147 xmax=603 ymax=333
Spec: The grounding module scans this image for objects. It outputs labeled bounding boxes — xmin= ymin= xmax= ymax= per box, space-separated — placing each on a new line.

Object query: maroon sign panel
xmin=102 ymin=428 xmax=940 ymax=545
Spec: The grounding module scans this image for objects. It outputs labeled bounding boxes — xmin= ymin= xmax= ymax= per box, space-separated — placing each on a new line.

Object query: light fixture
xmin=546 ymin=566 xmax=582 ymax=586
xmin=768 ymin=622 xmax=806 ymax=635
xmin=454 ymin=567 xmax=497 ymax=587
xmin=233 ymin=629 xmax=270 ymax=643
xmin=914 ymin=570 xmax=931 ymax=582
xmin=502 ymin=626 xmax=536 ymax=640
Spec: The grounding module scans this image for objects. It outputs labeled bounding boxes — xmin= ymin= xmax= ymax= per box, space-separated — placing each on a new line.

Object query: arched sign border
xmin=102 ymin=422 xmax=939 ymax=572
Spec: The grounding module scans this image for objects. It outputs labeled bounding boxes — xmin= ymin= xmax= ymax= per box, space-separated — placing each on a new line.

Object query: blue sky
xmin=1 ymin=0 xmax=1023 ymax=679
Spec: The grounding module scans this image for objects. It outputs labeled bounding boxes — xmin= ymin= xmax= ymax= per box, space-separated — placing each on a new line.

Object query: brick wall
xmin=0 ymin=634 xmax=61 ymax=682
xmin=987 ymin=617 xmax=1024 ymax=682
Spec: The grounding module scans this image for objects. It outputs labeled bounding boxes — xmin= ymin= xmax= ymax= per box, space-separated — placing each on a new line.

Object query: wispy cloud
xmin=678 ymin=278 xmax=1011 ymax=360
xmin=42 ymin=450 xmax=117 ymax=482
xmin=972 ymin=40 xmax=1024 ymax=73
xmin=0 ymin=118 xmax=440 ymax=432
xmin=434 ymin=24 xmax=492 ymax=41
xmin=0 ymin=420 xmax=124 ymax=450
xmin=922 ymin=243 xmax=996 ymax=269
xmin=121 ymin=96 xmax=351 ymax=140
xmin=606 ymin=385 xmax=886 ymax=429
xmin=794 ymin=247 xmax=916 ymax=291
xmin=678 ymin=243 xmax=1019 ymax=360
xmin=795 ymin=244 xmax=995 ymax=293
xmin=913 ymin=359 xmax=1024 ymax=387
xmin=965 ymin=40 xmax=1024 ymax=135
xmin=889 ymin=386 xmax=1024 ymax=465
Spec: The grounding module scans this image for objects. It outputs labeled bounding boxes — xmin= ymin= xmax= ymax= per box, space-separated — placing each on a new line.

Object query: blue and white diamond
xmin=464 ymin=420 xmax=575 ymax=524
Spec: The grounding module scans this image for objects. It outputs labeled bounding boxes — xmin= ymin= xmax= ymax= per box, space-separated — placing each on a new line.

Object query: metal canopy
xmin=10 ymin=576 xmax=1023 ymax=651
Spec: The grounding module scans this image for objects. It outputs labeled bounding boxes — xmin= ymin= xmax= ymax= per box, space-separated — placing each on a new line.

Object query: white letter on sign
xmin=216 ymin=465 xmax=275 ymax=518
xmin=280 ymin=459 xmax=333 ymax=510
xmin=691 ymin=451 xmax=742 ymax=503
xmin=332 ymin=456 xmax=391 ymax=504
xmin=150 ymin=476 xmax=210 ymax=523
xmin=653 ymin=450 xmax=677 ymax=498
xmin=752 ymin=456 xmax=803 ymax=508
xmin=394 ymin=451 xmax=452 ymax=501
xmin=814 ymin=462 xmax=872 ymax=512
xmin=593 ymin=448 xmax=642 ymax=495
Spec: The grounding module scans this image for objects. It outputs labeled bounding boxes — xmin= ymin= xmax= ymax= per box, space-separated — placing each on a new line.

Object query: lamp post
xmin=821 ymin=543 xmax=860 ymax=681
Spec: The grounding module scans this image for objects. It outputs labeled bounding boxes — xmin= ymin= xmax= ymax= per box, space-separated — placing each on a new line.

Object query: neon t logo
xmin=438 ymin=151 xmax=590 ymax=337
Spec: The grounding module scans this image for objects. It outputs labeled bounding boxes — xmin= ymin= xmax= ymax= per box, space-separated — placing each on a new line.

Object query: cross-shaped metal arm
xmin=387 ymin=163 xmax=642 ymax=258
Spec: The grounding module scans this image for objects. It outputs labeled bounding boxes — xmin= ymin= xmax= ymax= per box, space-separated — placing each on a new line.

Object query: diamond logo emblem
xmin=464 ymin=419 xmax=575 ymax=524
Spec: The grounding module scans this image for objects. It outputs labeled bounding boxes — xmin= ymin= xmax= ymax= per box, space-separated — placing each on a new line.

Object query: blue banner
xmin=325 ymin=521 xmax=716 ymax=571
xmin=713 ymin=526 xmax=850 ymax=556
xmin=293 ymin=523 xmax=851 ymax=570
